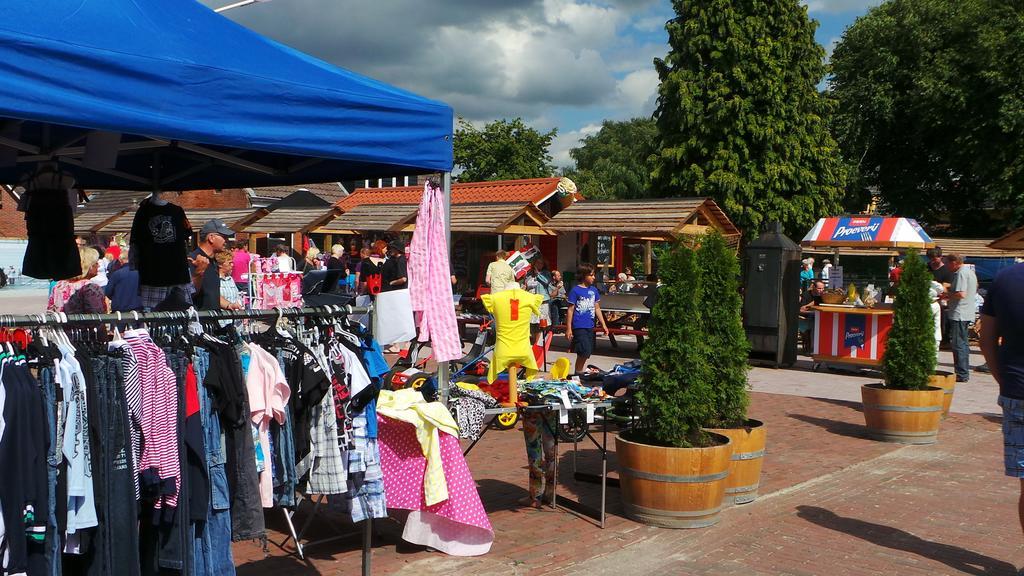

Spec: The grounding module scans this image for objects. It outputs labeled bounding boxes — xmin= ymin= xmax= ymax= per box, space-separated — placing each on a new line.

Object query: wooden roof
xmin=315 ymin=204 xmax=417 ymax=234
xmin=542 ymin=197 xmax=739 ymax=240
xmin=88 ymin=206 xmax=264 ymax=234
xmin=990 ymin=226 xmax=1024 ymax=252
xmin=397 ymin=202 xmax=553 ymax=235
xmin=74 ymin=210 xmax=127 ymax=235
xmin=938 ymin=237 xmax=1024 ymax=259
xmin=241 ymin=207 xmax=339 ymax=234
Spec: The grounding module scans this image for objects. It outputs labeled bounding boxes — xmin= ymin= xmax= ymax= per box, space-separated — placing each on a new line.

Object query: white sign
xmin=829 ymin=266 xmax=844 ymax=290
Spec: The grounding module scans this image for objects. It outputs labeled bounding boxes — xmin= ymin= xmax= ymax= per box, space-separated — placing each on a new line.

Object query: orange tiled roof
xmin=337 ymin=177 xmax=562 ymax=211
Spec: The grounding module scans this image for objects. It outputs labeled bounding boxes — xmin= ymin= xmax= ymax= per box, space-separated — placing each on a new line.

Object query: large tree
xmin=565 ymin=118 xmax=657 ymax=200
xmin=650 ymin=0 xmax=845 ymax=240
xmin=830 ymin=0 xmax=1024 ymax=235
xmin=453 ymin=117 xmax=557 ymax=182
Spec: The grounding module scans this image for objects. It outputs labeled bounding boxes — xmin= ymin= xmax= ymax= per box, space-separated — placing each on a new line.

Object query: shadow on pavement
xmin=796 ymin=505 xmax=1017 ymax=575
xmin=787 ymin=413 xmax=873 ymax=440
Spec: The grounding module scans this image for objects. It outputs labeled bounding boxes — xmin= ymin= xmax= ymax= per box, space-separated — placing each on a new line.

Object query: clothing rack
xmin=2 ymin=303 xmax=378 ymax=575
xmin=0 ymin=305 xmax=369 ymax=328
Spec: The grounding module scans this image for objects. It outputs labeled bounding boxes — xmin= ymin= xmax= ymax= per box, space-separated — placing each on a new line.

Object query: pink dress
xmin=377 ymin=416 xmax=493 ymax=556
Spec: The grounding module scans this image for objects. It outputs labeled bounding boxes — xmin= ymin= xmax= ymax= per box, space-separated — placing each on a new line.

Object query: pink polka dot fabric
xmin=378 ymin=416 xmax=494 ymax=556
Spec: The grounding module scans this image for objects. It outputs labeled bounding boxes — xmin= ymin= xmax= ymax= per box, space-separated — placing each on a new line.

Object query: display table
xmin=810 ymin=304 xmax=894 ymax=367
xmin=463 ymin=402 xmax=612 ymax=528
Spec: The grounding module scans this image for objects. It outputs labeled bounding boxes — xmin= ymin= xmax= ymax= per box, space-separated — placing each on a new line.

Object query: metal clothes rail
xmin=0 ymin=305 xmax=369 ymax=328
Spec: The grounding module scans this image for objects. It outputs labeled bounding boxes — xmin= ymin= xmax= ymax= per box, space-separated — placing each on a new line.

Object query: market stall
xmin=801 ymin=216 xmax=936 ymax=368
xmin=0 ymin=1 xmax=459 ymax=574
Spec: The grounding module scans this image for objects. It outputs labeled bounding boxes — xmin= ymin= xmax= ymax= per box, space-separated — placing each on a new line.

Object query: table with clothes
xmin=460 ymin=378 xmax=614 ymax=528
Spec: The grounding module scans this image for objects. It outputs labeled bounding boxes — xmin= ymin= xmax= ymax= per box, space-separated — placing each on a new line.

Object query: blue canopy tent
xmin=0 ymin=0 xmax=453 ymax=190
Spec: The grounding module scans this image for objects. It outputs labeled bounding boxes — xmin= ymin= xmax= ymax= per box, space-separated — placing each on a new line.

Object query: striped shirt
xmin=110 ymin=340 xmax=143 ymax=499
xmin=124 ymin=329 xmax=181 ymax=511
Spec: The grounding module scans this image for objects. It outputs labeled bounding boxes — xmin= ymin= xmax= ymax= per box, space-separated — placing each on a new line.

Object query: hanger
xmin=112 ymin=311 xmax=123 ymax=341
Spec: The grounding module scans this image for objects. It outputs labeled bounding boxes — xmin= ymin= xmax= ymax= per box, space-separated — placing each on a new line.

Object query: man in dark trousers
xmin=979 ymin=261 xmax=1024 ymax=573
xmin=189 ymin=219 xmax=234 ymax=310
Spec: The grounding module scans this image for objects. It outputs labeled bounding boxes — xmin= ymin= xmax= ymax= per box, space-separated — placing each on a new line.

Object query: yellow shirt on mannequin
xmin=481 ymin=288 xmax=543 ymax=383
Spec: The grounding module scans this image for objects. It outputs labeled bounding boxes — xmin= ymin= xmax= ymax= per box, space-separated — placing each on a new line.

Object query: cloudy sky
xmin=207 ymin=0 xmax=880 ymax=169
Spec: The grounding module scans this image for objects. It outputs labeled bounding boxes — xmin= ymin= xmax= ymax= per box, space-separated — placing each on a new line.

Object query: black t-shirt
xmin=381 ymin=255 xmax=408 ymax=292
xmin=326 ymin=256 xmax=347 ymax=271
xmin=931 ymin=264 xmax=954 ymax=285
xmin=981 ymin=263 xmax=1024 ymax=399
xmin=189 ymin=247 xmax=221 ymax=310
xmin=130 ymin=199 xmax=192 ymax=286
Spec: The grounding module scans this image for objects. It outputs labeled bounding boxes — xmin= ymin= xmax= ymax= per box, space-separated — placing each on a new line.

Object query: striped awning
xmin=802 ymin=216 xmax=935 ymax=249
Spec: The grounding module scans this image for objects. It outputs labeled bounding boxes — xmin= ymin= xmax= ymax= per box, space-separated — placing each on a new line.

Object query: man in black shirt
xmin=189 ymin=219 xmax=234 ymax=310
xmin=381 ymin=240 xmax=408 ymax=292
xmin=928 ymin=248 xmax=954 ymax=284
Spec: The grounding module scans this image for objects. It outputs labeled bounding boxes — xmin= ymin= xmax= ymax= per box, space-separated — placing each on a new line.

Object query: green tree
xmin=882 ymin=250 xmax=936 ymax=390
xmin=830 ymin=0 xmax=1024 ymax=235
xmin=564 ymin=118 xmax=657 ymax=200
xmin=697 ymin=231 xmax=750 ymax=427
xmin=650 ymin=0 xmax=845 ymax=240
xmin=453 ymin=117 xmax=557 ymax=182
xmin=637 ymin=241 xmax=714 ymax=447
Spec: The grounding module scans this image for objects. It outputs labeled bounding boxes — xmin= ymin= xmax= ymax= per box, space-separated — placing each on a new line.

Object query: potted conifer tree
xmin=616 ymin=241 xmax=734 ymax=529
xmin=862 ymin=249 xmax=944 ymax=443
xmin=699 ymin=231 xmax=767 ymax=505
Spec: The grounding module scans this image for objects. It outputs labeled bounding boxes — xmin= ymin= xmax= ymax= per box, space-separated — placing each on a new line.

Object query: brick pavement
xmin=234 ymin=391 xmax=1021 ymax=575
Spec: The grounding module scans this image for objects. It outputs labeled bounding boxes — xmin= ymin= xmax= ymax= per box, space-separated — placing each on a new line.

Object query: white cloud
xmin=616 ymin=69 xmax=659 ymax=116
xmin=550 ymin=123 xmax=602 ymax=168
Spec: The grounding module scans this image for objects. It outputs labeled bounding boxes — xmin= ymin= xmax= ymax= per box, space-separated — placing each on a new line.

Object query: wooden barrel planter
xmin=861 ymin=384 xmax=944 ymax=444
xmin=704 ymin=420 xmax=767 ymax=505
xmin=615 ymin=432 xmax=732 ymax=529
xmin=928 ymin=371 xmax=956 ymax=418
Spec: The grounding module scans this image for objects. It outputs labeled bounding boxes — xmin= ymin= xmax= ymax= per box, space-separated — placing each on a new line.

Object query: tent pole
xmin=438 ymin=172 xmax=452 ymax=404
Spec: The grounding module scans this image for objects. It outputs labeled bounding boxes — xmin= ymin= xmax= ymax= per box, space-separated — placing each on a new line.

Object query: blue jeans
xmin=949 ymin=320 xmax=972 ymax=381
xmin=39 ymin=367 xmax=62 ymax=576
xmin=192 ymin=349 xmax=235 ymax=576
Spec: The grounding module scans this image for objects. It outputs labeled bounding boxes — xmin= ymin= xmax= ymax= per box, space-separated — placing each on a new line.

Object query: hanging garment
xmin=20 ymin=185 xmax=80 ymax=281
xmin=346 ymin=414 xmax=387 ymax=523
xmin=129 ymin=197 xmax=192 ymax=288
xmin=56 ymin=347 xmax=98 ymax=541
xmin=481 ymin=288 xmax=543 ymax=383
xmin=244 ymin=343 xmax=290 ymax=508
xmin=301 ymin=389 xmax=346 ymax=495
xmin=378 ymin=415 xmax=492 ymax=556
xmin=373 ymin=289 xmax=416 ymax=345
xmin=407 ymin=182 xmax=463 ymax=361
xmin=376 ymin=389 xmax=459 ymax=506
xmin=0 ymin=355 xmax=50 ymax=574
xmin=123 ymin=330 xmax=181 ymax=518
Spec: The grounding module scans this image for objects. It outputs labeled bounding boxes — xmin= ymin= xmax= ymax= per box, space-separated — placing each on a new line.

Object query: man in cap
xmin=189 ymin=219 xmax=234 ymax=310
xmin=380 ymin=239 xmax=408 ymax=293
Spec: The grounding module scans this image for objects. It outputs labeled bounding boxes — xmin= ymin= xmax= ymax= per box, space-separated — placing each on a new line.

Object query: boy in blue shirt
xmin=566 ymin=264 xmax=609 ymax=374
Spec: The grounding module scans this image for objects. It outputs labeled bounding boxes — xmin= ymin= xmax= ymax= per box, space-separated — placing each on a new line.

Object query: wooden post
xmin=644 ymin=241 xmax=653 ymax=276
xmin=507 ymin=364 xmax=520 ymax=406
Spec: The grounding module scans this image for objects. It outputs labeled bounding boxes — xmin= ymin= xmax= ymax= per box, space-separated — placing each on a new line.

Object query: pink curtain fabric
xmin=408 ymin=182 xmax=462 ymax=361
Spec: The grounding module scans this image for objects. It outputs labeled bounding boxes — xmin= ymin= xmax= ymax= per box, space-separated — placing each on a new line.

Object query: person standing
xmin=548 ymin=269 xmax=565 ymax=326
xmin=105 ymin=249 xmax=142 ymax=312
xmin=820 ymin=259 xmax=833 ymax=286
xmin=302 ymin=247 xmax=321 ymax=274
xmin=800 ymin=259 xmax=815 ymax=289
xmin=485 ymin=250 xmax=516 ymax=293
xmin=190 ymin=219 xmax=234 ymax=310
xmin=945 ymin=253 xmax=978 ymax=382
xmin=380 ymin=240 xmax=408 ymax=292
xmin=49 ymin=246 xmax=108 ymax=313
xmin=928 ymin=247 xmax=954 ymax=347
xmin=978 ymin=261 xmax=1024 ymax=570
xmin=566 ymin=264 xmax=609 ymax=374
xmin=232 ymin=240 xmax=253 ymax=293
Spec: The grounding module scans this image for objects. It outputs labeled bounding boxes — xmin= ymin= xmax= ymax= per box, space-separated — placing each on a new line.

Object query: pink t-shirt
xmin=232 ymin=250 xmax=253 ymax=283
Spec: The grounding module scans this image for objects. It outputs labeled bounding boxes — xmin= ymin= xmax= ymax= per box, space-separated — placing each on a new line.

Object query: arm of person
xmin=188 ymin=254 xmax=209 ymax=290
xmin=979 ymin=313 xmax=1001 ymax=385
xmin=595 ymin=299 xmax=609 ymax=334
xmin=566 ymin=304 xmax=575 ymax=340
